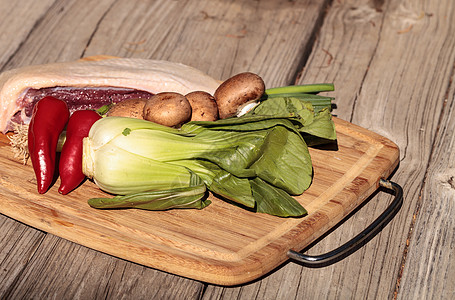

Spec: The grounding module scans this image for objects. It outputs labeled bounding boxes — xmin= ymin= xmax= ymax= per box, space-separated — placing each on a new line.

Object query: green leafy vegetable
xmin=88 ymin=172 xmax=210 ymax=210
xmin=83 ymin=84 xmax=337 ymax=217
xmin=251 ymin=177 xmax=307 ymax=217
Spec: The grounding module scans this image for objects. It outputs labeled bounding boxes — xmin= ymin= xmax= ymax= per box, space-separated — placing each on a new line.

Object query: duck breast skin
xmin=0 ymin=58 xmax=220 ymax=133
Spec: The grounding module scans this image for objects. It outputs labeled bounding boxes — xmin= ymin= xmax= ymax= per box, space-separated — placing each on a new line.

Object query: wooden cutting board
xmin=0 ymin=117 xmax=399 ymax=285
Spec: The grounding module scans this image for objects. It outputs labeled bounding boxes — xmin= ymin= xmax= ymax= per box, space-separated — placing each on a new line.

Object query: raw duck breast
xmin=0 ymin=57 xmax=220 ymax=133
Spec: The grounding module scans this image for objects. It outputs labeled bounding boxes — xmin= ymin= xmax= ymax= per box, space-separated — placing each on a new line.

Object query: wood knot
xmin=448 ymin=176 xmax=455 ymax=189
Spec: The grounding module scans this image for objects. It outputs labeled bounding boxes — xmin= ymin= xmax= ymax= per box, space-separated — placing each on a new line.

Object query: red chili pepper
xmin=58 ymin=110 xmax=101 ymax=194
xmin=28 ymin=96 xmax=70 ymax=194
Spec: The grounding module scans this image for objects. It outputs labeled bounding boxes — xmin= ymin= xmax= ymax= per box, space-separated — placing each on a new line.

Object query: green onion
xmin=265 ymin=83 xmax=334 ymax=95
xmin=263 ymin=84 xmax=335 ymax=113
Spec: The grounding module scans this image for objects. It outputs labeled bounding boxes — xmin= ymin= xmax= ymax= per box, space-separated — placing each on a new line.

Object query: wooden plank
xmin=396 ymin=10 xmax=455 ymax=299
xmin=204 ymin=0 xmax=400 ymax=296
xmin=0 ymin=216 xmax=45 ymax=296
xmin=341 ymin=0 xmax=455 ymax=299
xmin=82 ymin=0 xmax=332 ymax=87
xmin=8 ymin=0 xmax=454 ymax=297
xmin=0 ymin=0 xmax=205 ymax=298
xmin=205 ymin=0 xmax=455 ymax=297
xmin=0 ymin=0 xmax=54 ymax=68
xmin=0 ymin=0 xmax=334 ymax=296
xmin=2 ymin=0 xmax=118 ymax=68
xmin=246 ymin=0 xmax=454 ymax=299
xmin=5 ymin=234 xmax=203 ymax=299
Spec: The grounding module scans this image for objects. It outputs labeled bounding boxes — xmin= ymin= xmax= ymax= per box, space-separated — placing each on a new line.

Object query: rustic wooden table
xmin=1 ymin=0 xmax=454 ymax=299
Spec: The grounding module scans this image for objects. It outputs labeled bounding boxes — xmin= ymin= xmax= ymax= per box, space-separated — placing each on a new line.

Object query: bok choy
xmin=83 ymin=84 xmax=336 ymax=217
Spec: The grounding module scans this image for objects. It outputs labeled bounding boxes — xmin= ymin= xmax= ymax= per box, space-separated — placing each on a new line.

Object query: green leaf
xmin=250 ymin=126 xmax=313 ymax=195
xmin=185 ymin=114 xmax=300 ymax=136
xmin=249 ymin=96 xmax=336 ymax=142
xmin=88 ymin=173 xmax=209 ymax=210
xmin=299 ymin=107 xmax=337 ymax=141
xmin=204 ymin=164 xmax=255 ymax=208
xmin=253 ymin=97 xmax=315 ymax=126
xmin=250 ymin=178 xmax=307 ymax=217
xmin=176 ymin=160 xmax=256 ymax=208
xmin=263 ymin=94 xmax=333 ymax=112
xmin=190 ymin=129 xmax=267 ymax=178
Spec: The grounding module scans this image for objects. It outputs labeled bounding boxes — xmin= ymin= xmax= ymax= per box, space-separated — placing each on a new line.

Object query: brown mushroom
xmin=185 ymin=91 xmax=219 ymax=121
xmin=106 ymin=98 xmax=147 ymax=119
xmin=214 ymin=72 xmax=265 ymax=119
xmin=143 ymin=92 xmax=192 ymax=127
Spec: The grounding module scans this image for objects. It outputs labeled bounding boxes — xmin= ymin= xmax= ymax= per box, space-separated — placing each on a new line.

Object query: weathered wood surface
xmin=0 ymin=0 xmax=454 ymax=299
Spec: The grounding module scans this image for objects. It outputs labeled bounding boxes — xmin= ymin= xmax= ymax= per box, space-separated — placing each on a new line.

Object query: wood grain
xmin=206 ymin=0 xmax=454 ymax=297
xmin=0 ymin=117 xmax=399 ymax=285
xmin=291 ymin=0 xmax=455 ymax=299
xmin=0 ymin=0 xmax=335 ymax=296
xmin=5 ymin=234 xmax=204 ymax=299
xmin=0 ymin=0 xmax=54 ymax=67
xmin=3 ymin=0 xmax=454 ymax=297
xmin=81 ymin=0 xmax=333 ymax=87
xmin=396 ymin=4 xmax=455 ymax=296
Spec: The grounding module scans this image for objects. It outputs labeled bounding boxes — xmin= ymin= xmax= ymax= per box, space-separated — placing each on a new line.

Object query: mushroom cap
xmin=106 ymin=98 xmax=147 ymax=119
xmin=143 ymin=92 xmax=192 ymax=127
xmin=214 ymin=72 xmax=265 ymax=119
xmin=185 ymin=91 xmax=219 ymax=121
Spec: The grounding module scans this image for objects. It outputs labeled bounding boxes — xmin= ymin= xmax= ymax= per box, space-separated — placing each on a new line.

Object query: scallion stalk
xmin=264 ymin=83 xmax=334 ymax=95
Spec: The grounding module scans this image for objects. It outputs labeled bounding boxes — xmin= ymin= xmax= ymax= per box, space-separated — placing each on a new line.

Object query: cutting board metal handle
xmin=287 ymin=179 xmax=403 ymax=267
